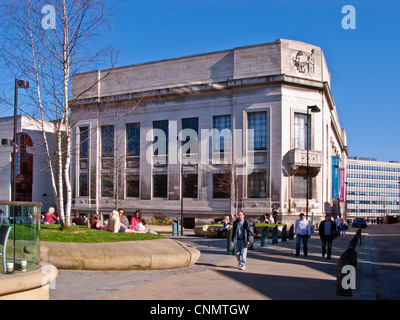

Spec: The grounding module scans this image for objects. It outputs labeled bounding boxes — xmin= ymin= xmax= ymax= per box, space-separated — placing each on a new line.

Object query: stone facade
xmin=70 ymin=39 xmax=348 ymax=226
xmin=0 ymin=116 xmax=56 ymax=210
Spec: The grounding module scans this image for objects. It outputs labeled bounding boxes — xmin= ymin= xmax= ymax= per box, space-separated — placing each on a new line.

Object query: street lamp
xmin=306 ymin=105 xmax=320 ymax=220
xmin=12 ymin=79 xmax=30 ymax=201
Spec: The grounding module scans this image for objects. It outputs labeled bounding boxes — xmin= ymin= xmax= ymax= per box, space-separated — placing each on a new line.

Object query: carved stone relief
xmin=290 ymin=49 xmax=315 ymax=74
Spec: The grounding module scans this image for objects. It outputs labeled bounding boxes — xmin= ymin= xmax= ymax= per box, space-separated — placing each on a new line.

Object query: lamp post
xmin=306 ymin=105 xmax=320 ymax=220
xmin=12 ymin=79 xmax=29 ymax=201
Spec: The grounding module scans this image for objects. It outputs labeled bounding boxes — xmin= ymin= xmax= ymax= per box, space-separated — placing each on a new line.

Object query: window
xmin=13 ymin=133 xmax=33 ymax=201
xmin=248 ymin=112 xmax=267 ymax=150
xmin=183 ymin=173 xmax=198 ymax=198
xmin=79 ymin=126 xmax=89 ymax=159
xmin=213 ymin=172 xmax=230 ymax=198
xmin=126 ymin=174 xmax=140 ymax=197
xmin=294 ymin=174 xmax=310 ymax=199
xmin=294 ymin=113 xmax=310 ymax=150
xmin=182 ymin=117 xmax=198 ymax=156
xmin=126 ymin=123 xmax=140 ymax=157
xmin=247 ymin=170 xmax=267 ymax=198
xmin=213 ymin=115 xmax=231 ymax=153
xmin=79 ymin=174 xmax=88 ymax=197
xmin=101 ymin=125 xmax=114 ymax=158
xmin=153 ymin=172 xmax=168 ymax=198
xmin=101 ymin=173 xmax=113 ymax=198
xmin=153 ymin=120 xmax=168 ymax=156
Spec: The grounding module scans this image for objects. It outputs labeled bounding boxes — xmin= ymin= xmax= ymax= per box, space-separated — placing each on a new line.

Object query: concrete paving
xmin=50 ymin=227 xmax=375 ymax=300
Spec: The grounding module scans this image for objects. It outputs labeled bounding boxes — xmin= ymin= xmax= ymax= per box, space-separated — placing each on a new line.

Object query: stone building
xmin=70 ymin=39 xmax=348 ymax=225
xmin=0 ymin=115 xmax=56 ymax=210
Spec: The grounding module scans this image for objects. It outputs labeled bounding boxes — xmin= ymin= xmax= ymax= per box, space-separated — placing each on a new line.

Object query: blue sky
xmin=3 ymin=0 xmax=400 ymax=162
xmin=106 ymin=0 xmax=400 ymax=162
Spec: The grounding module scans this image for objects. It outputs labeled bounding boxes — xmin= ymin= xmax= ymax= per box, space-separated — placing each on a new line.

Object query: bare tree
xmin=0 ymin=0 xmax=119 ymax=225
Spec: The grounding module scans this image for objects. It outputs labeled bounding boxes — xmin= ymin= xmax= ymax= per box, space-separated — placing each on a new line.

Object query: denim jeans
xmin=235 ymin=239 xmax=247 ymax=268
xmin=321 ymin=236 xmax=333 ymax=258
xmin=296 ymin=234 xmax=309 ymax=256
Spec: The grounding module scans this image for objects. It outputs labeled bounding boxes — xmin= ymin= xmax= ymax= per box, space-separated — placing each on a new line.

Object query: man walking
xmin=318 ymin=213 xmax=338 ymax=259
xmin=231 ymin=211 xmax=254 ymax=270
xmin=294 ymin=213 xmax=311 ymax=257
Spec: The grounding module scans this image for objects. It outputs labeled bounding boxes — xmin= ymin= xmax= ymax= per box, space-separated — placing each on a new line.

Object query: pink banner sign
xmin=339 ymin=168 xmax=345 ymax=202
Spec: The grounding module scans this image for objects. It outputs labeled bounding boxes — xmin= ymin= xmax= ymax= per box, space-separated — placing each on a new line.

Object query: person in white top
xmin=294 ymin=213 xmax=311 ymax=257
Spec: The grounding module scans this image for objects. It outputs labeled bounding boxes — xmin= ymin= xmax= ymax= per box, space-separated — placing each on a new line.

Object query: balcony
xmin=288 ymin=148 xmax=322 ymax=176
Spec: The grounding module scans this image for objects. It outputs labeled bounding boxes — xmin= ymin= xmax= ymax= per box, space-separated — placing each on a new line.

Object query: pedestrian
xmin=335 ymin=215 xmax=341 ymax=236
xmin=340 ymin=217 xmax=348 ymax=239
xmin=231 ymin=211 xmax=254 ymax=270
xmin=318 ymin=213 xmax=338 ymax=259
xmin=294 ymin=213 xmax=311 ymax=257
xmin=216 ymin=213 xmax=231 ymax=237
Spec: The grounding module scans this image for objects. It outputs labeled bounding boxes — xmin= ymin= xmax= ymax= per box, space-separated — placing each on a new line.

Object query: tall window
xmin=248 ymin=112 xmax=267 ymax=150
xmin=79 ymin=126 xmax=89 ymax=159
xmin=79 ymin=126 xmax=89 ymax=197
xmin=294 ymin=113 xmax=310 ymax=150
xmin=181 ymin=117 xmax=198 ymax=156
xmin=213 ymin=115 xmax=231 ymax=153
xmin=101 ymin=125 xmax=114 ymax=157
xmin=126 ymin=123 xmax=140 ymax=157
xmin=13 ymin=133 xmax=33 ymax=201
xmin=153 ymin=120 xmax=168 ymax=156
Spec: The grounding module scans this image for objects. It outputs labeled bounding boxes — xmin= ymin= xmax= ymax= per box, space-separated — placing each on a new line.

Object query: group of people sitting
xmin=80 ymin=209 xmax=158 ymax=235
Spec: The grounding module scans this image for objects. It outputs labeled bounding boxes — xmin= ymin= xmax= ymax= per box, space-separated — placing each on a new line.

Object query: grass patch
xmin=40 ymin=224 xmax=165 ymax=243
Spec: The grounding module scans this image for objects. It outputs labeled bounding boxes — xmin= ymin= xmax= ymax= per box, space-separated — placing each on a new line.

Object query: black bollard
xmin=272 ymin=225 xmax=278 ymax=244
xmin=281 ymin=225 xmax=287 ymax=242
xmin=226 ymin=229 xmax=235 ymax=255
xmin=261 ymin=227 xmax=269 ymax=247
xmin=288 ymin=224 xmax=294 ymax=240
xmin=249 ymin=222 xmax=256 ymax=250
xmin=336 ymin=248 xmax=357 ymax=296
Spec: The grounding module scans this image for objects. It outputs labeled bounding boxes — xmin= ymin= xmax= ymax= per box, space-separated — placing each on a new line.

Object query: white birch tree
xmin=0 ymin=0 xmax=118 ymax=225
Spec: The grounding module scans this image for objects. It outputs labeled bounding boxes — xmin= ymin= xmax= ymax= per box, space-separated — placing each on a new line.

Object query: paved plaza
xmin=49 ymin=226 xmax=382 ymax=301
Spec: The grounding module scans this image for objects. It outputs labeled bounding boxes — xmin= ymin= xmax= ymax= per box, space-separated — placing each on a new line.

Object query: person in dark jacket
xmin=318 ymin=213 xmax=338 ymax=259
xmin=231 ymin=211 xmax=254 ymax=270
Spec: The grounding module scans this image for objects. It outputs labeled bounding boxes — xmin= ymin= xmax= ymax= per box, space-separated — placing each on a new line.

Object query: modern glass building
xmin=346 ymin=156 xmax=400 ymax=219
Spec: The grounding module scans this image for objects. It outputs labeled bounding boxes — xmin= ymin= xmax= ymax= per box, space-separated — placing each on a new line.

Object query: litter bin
xmin=172 ymin=219 xmax=180 ymax=236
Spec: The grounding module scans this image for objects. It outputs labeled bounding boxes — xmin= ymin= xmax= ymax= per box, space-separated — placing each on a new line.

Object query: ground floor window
xmin=183 ymin=173 xmax=198 ymax=198
xmin=126 ymin=174 xmax=140 ymax=197
xmin=294 ymin=173 xmax=310 ymax=199
xmin=213 ymin=172 xmax=230 ymax=198
xmin=247 ymin=169 xmax=267 ymax=198
xmin=153 ymin=173 xmax=168 ymax=198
